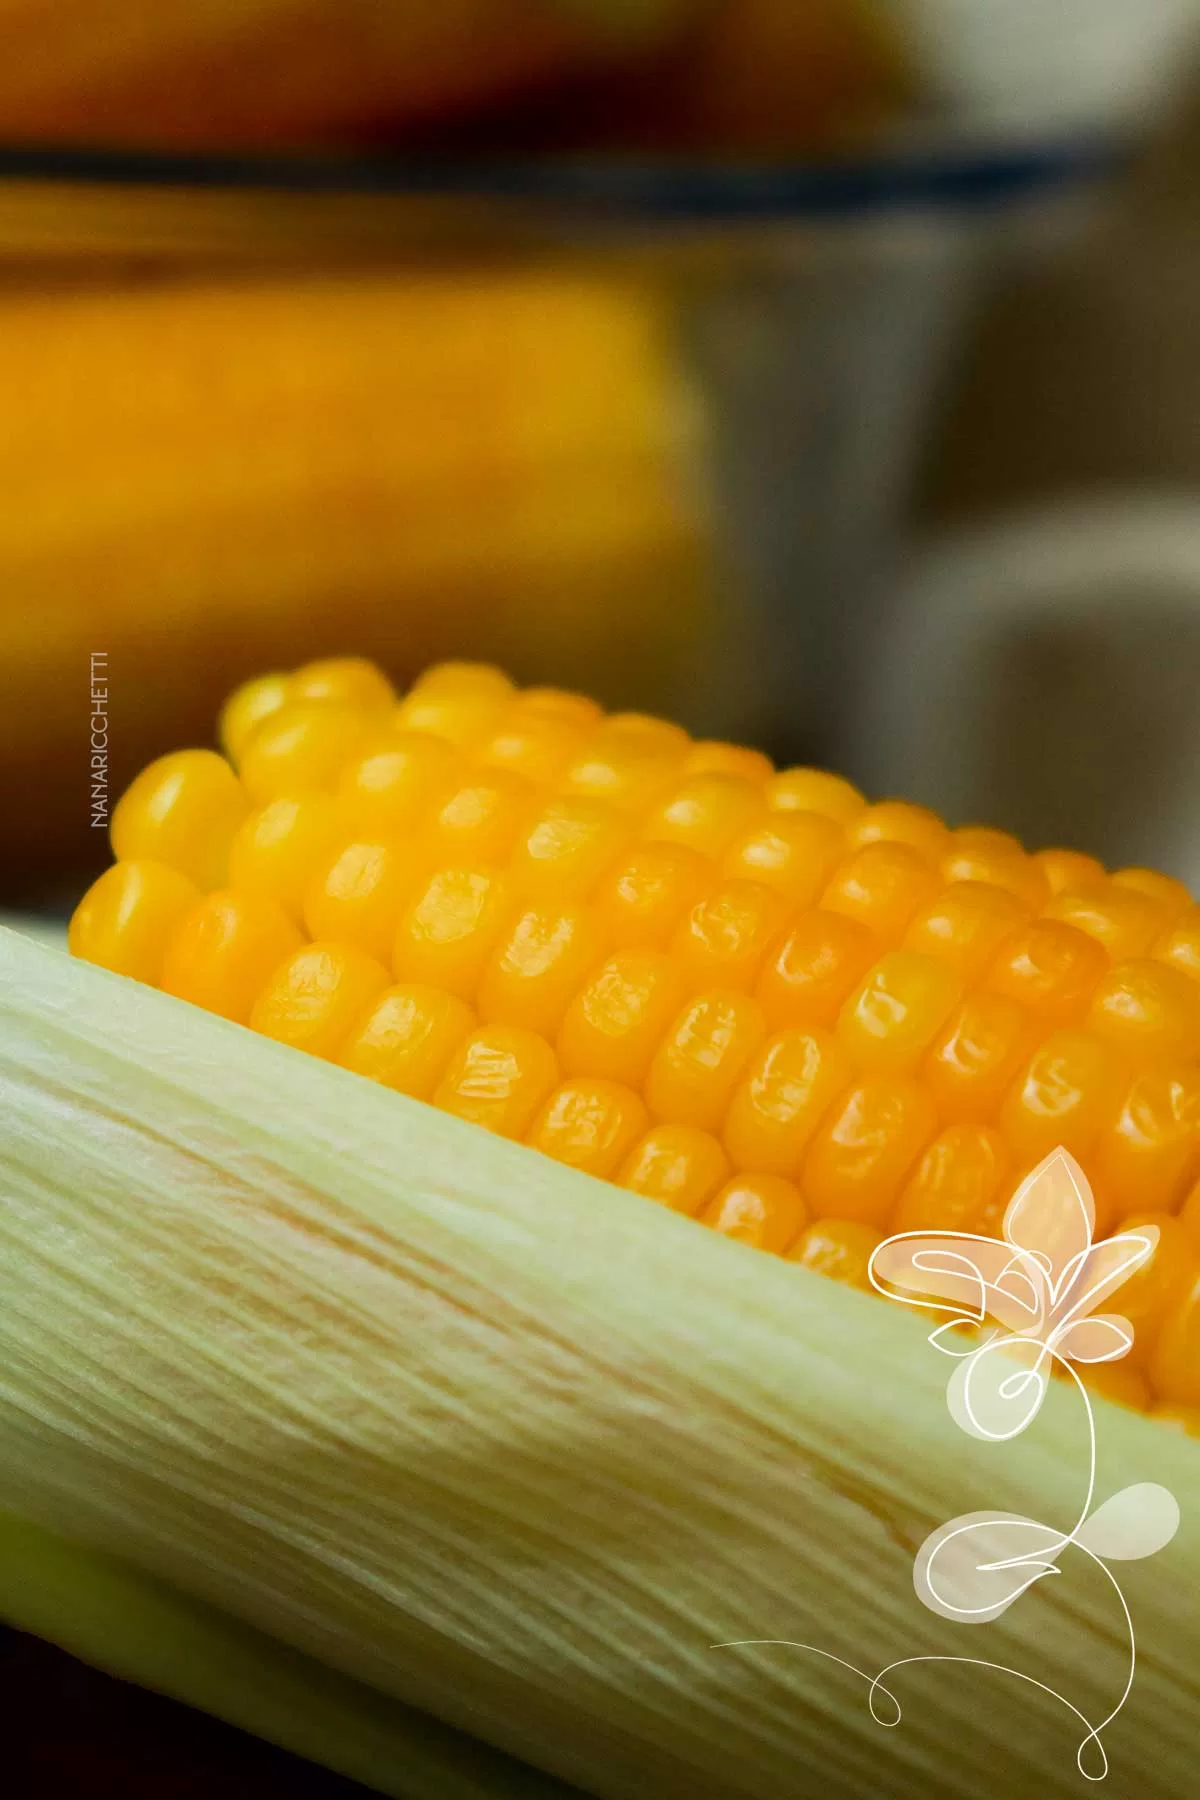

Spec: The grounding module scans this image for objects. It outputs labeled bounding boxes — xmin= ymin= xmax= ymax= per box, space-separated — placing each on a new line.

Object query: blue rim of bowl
xmin=0 ymin=134 xmax=1123 ymax=219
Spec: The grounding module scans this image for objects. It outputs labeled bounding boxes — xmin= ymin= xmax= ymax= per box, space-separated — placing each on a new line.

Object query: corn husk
xmin=0 ymin=926 xmax=1196 ymax=1798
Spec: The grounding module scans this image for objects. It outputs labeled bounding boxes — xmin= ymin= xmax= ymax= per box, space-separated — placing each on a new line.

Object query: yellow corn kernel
xmin=393 ymin=665 xmax=514 ymax=748
xmin=1086 ymin=959 xmax=1200 ymax=1063
xmin=845 ymin=799 xmax=948 ymax=860
xmin=339 ymin=984 xmax=475 ymax=1100
xmin=559 ymin=727 xmax=685 ymax=813
xmin=836 ymin=950 xmax=964 ymax=1075
xmin=786 ymin=1218 xmax=882 ymax=1289
xmin=68 ymin=860 xmax=201 ymax=986
xmin=999 ymin=1029 xmax=1123 ymax=1167
xmin=642 ymin=774 xmax=764 ymax=859
xmin=593 ymin=842 xmax=710 ymax=950
xmin=722 ymin=1028 xmax=849 ymax=1176
xmin=477 ymin=712 xmax=592 ymax=786
xmin=219 ymin=672 xmax=291 ymax=766
xmin=1034 ymin=847 xmax=1105 ymax=895
xmin=336 ymin=733 xmax=462 ymax=839
xmin=892 ymin=1123 xmax=1010 ymax=1235
xmin=290 ymin=657 xmax=396 ymax=712
xmin=517 ymin=687 xmax=604 ymax=730
xmin=683 ymin=741 xmax=773 ymax=784
xmin=432 ymin=1024 xmax=559 ymax=1139
xmin=1044 ymin=882 xmax=1173 ymax=960
xmin=820 ymin=841 xmax=941 ymax=940
xmin=249 ymin=942 xmax=390 ymax=1061
xmin=617 ymin=1124 xmax=730 ymax=1216
xmin=922 ymin=991 xmax=1034 ymax=1123
xmin=669 ymin=881 xmax=788 ymax=994
xmin=227 ymin=794 xmax=341 ymax=924
xmin=392 ymin=867 xmax=510 ymax=1001
xmin=304 ymin=839 xmax=415 ymax=965
xmin=984 ymin=918 xmax=1108 ymax=1026
xmin=767 ymin=767 xmax=864 ymax=822
xmin=606 ymin=713 xmax=691 ymax=755
xmin=420 ymin=771 xmax=538 ymax=870
xmin=1078 ymin=1361 xmax=1150 ymax=1412
xmin=510 ymin=797 xmax=630 ymax=901
xmin=645 ymin=991 xmax=766 ymax=1132
xmin=527 ymin=1079 xmax=648 ymax=1179
xmin=407 ymin=662 xmax=514 ymax=704
xmin=477 ymin=902 xmax=606 ymax=1037
xmin=557 ymin=951 xmax=686 ymax=1085
xmin=1089 ymin=1065 xmax=1200 ymax=1219
xmin=801 ymin=1077 xmax=937 ymax=1227
xmin=902 ymin=881 xmax=1029 ymax=983
xmin=721 ymin=811 xmax=844 ymax=906
xmin=239 ymin=701 xmax=374 ymax=805
xmin=161 ymin=890 xmax=303 ymax=1025
xmin=1111 ymin=866 xmax=1191 ymax=918
xmin=754 ymin=910 xmax=880 ymax=1031
xmin=1107 ymin=1211 xmax=1196 ymax=1368
xmin=1150 ymin=1267 xmax=1200 ymax=1405
xmin=111 ymin=749 xmax=247 ymax=892
xmin=941 ymin=832 xmax=1049 ymax=912
xmin=700 ymin=1174 xmax=808 ymax=1254
xmin=1154 ymin=904 xmax=1200 ymax=983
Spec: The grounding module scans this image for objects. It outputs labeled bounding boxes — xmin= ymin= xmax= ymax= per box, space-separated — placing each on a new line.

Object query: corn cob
xmin=70 ymin=656 xmax=1200 ymax=1426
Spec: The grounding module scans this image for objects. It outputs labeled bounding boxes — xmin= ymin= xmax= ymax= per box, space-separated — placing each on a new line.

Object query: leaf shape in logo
xmin=1051 ymin=1313 xmax=1135 ymax=1365
xmin=870 ymin=1233 xmax=1042 ymax=1333
xmin=1003 ymin=1148 xmax=1094 ymax=1293
xmin=914 ymin=1510 xmax=1063 ymax=1622
xmin=948 ymin=1335 xmax=1048 ymax=1441
xmin=1074 ymin=1484 xmax=1181 ymax=1562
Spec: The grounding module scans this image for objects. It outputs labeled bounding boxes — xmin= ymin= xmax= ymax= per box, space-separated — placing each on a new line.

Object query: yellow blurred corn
xmin=70 ymin=656 xmax=1200 ymax=1425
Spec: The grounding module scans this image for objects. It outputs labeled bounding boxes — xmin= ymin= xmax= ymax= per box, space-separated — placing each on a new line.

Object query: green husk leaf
xmin=0 ymin=927 xmax=1197 ymax=1798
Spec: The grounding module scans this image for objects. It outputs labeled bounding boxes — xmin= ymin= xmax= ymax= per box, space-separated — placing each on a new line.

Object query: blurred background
xmin=4 ymin=0 xmax=1200 ymax=913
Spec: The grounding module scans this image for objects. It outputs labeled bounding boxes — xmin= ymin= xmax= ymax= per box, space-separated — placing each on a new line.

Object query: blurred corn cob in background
xmin=0 ymin=268 xmax=717 ymax=903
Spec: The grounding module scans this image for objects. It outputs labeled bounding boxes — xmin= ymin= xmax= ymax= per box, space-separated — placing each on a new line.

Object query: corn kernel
xmin=999 ymin=1029 xmax=1123 ymax=1166
xmin=1078 ymin=1361 xmax=1150 ymax=1412
xmin=985 ymin=918 xmax=1108 ymax=1025
xmin=893 ymin=1124 xmax=1010 ymax=1235
xmin=1150 ymin=1267 xmax=1200 ymax=1405
xmin=161 ymin=890 xmax=303 ymax=1025
xmin=941 ymin=832 xmax=1049 ymax=911
xmin=1107 ymin=1211 xmax=1196 ymax=1367
xmin=219 ymin=672 xmax=291 ymax=766
xmin=1044 ymin=882 xmax=1173 ymax=960
xmin=837 ymin=950 xmax=964 ymax=1075
xmin=111 ymin=749 xmax=247 ymax=892
xmin=393 ymin=669 xmax=513 ymax=747
xmin=392 ymin=867 xmax=510 ymax=1002
xmin=1153 ymin=904 xmax=1200 ymax=983
xmin=304 ymin=839 xmax=415 ymax=964
xmin=923 ymin=991 xmax=1033 ymax=1123
xmin=477 ymin=712 xmax=591 ymax=786
xmin=1111 ymin=867 xmax=1191 ymax=918
xmin=767 ymin=767 xmax=864 ymax=823
xmin=433 ymin=1025 xmax=560 ymax=1139
xmin=1034 ymin=847 xmax=1105 ymax=895
xmin=723 ymin=1028 xmax=849 ymax=1176
xmin=421 ymin=771 xmax=538 ymax=869
xmin=408 ymin=661 xmax=514 ymax=704
xmin=820 ymin=842 xmax=941 ymax=940
xmin=846 ymin=800 xmax=948 ymax=860
xmin=559 ymin=728 xmax=685 ymax=812
xmin=336 ymin=732 xmax=461 ymax=838
xmin=593 ymin=842 xmax=710 ymax=950
xmin=339 ymin=984 xmax=475 ymax=1099
xmin=240 ymin=702 xmax=374 ymax=805
xmin=786 ymin=1218 xmax=882 ymax=1289
xmin=701 ymin=1175 xmax=808 ymax=1254
xmin=250 ymin=942 xmax=390 ymax=1060
xmin=517 ymin=687 xmax=604 ymax=730
xmin=645 ymin=990 xmax=766 ymax=1132
xmin=721 ymin=811 xmax=844 ymax=905
xmin=557 ymin=951 xmax=686 ymax=1085
xmin=227 ymin=794 xmax=342 ymax=924
xmin=68 ymin=860 xmax=201 ymax=986
xmin=617 ymin=1124 xmax=729 ymax=1215
xmin=290 ymin=657 xmax=395 ymax=711
xmin=1086 ymin=959 xmax=1200 ymax=1062
xmin=510 ymin=797 xmax=630 ymax=900
xmin=1091 ymin=1066 xmax=1200 ymax=1219
xmin=684 ymin=741 xmax=773 ymax=784
xmin=527 ymin=1079 xmax=648 ymax=1178
xmin=670 ymin=881 xmax=788 ymax=994
xmin=477 ymin=902 xmax=606 ymax=1037
xmin=642 ymin=774 xmax=764 ymax=859
xmin=755 ymin=909 xmax=880 ymax=1031
xmin=902 ymin=881 xmax=1029 ymax=983
xmin=606 ymin=712 xmax=691 ymax=755
xmin=801 ymin=1078 xmax=936 ymax=1226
